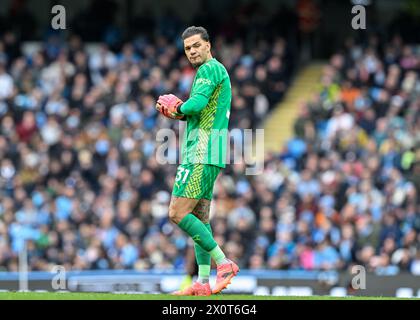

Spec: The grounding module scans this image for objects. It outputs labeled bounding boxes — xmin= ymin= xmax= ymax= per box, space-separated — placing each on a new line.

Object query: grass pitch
xmin=0 ymin=292 xmax=417 ymax=300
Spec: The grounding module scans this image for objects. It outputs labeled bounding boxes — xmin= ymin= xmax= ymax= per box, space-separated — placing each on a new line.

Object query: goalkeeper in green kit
xmin=155 ymin=26 xmax=239 ymax=296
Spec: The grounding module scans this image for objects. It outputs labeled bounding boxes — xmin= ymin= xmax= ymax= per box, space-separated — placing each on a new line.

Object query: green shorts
xmin=172 ymin=164 xmax=221 ymax=200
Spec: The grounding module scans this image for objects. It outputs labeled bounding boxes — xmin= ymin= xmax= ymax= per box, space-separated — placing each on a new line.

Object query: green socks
xmin=178 ymin=214 xmax=218 ymax=252
xmin=197 ymin=265 xmax=211 ymax=284
xmin=195 ymin=223 xmax=212 ymax=283
xmin=178 ymin=214 xmax=229 ymax=273
xmin=209 ymin=246 xmax=228 ymax=265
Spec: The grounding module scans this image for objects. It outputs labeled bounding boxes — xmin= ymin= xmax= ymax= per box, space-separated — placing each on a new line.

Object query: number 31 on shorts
xmin=175 ymin=167 xmax=190 ymax=183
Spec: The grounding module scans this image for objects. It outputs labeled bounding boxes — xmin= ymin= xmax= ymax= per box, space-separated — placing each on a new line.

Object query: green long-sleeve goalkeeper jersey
xmin=180 ymin=58 xmax=232 ymax=168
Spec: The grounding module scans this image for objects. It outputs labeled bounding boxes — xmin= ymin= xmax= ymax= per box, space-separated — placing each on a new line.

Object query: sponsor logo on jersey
xmin=196 ymin=78 xmax=212 ymax=85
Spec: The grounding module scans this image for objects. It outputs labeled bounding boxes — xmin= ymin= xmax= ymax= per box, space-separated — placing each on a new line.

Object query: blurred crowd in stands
xmin=0 ymin=28 xmax=292 ymax=272
xmin=0 ymin=22 xmax=419 ymax=276
xmin=277 ymin=34 xmax=420 ymax=275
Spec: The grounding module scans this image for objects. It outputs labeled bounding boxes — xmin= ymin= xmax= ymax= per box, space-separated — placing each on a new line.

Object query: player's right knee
xmin=169 ymin=207 xmax=181 ymax=224
xmin=169 ymin=197 xmax=198 ymax=224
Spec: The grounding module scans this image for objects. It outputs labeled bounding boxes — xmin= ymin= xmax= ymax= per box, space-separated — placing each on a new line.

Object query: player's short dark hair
xmin=181 ymin=26 xmax=210 ymax=42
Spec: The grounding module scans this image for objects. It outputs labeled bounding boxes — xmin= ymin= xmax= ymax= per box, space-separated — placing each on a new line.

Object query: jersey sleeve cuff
xmin=177 ymin=103 xmax=184 ymax=114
